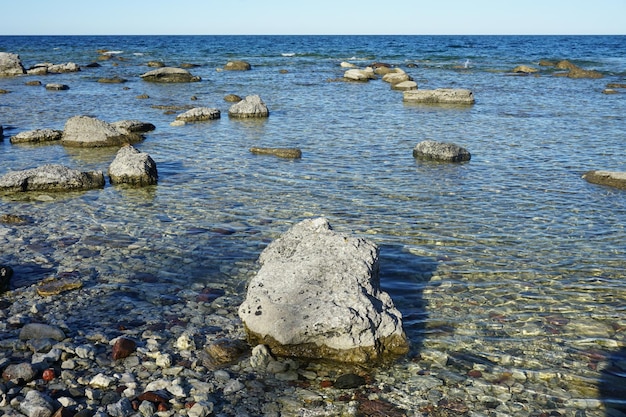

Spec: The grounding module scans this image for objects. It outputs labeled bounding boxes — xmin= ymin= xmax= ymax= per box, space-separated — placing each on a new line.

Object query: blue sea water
xmin=1 ymin=35 xmax=626 ymax=411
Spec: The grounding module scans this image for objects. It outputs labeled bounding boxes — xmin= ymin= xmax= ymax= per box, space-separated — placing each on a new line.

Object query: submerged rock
xmin=582 ymin=170 xmax=626 ymax=189
xmin=0 ymin=164 xmax=105 ymax=193
xmin=413 ymin=140 xmax=471 ymax=162
xmin=228 ymin=95 xmax=269 ymax=118
xmin=108 ymin=145 xmax=158 ymax=186
xmin=238 ymin=217 xmax=409 ymax=363
xmin=224 ymin=60 xmax=252 ymax=71
xmin=403 ymin=88 xmax=475 ymax=105
xmin=249 ymin=147 xmax=302 ymax=159
xmin=0 ymin=52 xmax=26 ymax=76
xmin=140 ymin=67 xmax=201 ymax=83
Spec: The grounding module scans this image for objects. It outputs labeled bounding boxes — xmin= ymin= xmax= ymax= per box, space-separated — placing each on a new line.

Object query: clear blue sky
xmin=1 ymin=0 xmax=624 ymax=35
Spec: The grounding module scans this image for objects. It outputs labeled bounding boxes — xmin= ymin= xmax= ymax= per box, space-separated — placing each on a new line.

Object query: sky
xmin=1 ymin=0 xmax=624 ymax=36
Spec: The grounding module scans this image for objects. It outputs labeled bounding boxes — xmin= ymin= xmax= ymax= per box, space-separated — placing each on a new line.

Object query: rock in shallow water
xmin=0 ymin=164 xmax=105 ymax=193
xmin=238 ymin=217 xmax=409 ymax=363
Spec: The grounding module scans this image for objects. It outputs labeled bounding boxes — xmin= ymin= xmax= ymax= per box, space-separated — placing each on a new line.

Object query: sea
xmin=1 ymin=35 xmax=626 ymax=411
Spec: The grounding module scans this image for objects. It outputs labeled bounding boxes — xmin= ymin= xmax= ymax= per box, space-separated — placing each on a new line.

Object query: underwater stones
xmin=140 ymin=67 xmax=201 ymax=83
xmin=413 ymin=140 xmax=471 ymax=163
xmin=228 ymin=95 xmax=269 ymax=118
xmin=108 ymin=145 xmax=158 ymax=186
xmin=249 ymin=147 xmax=302 ymax=159
xmin=582 ymin=170 xmax=626 ymax=189
xmin=403 ymin=88 xmax=475 ymax=105
xmin=511 ymin=65 xmax=539 ymax=74
xmin=0 ymin=164 xmax=105 ymax=193
xmin=238 ymin=217 xmax=409 ymax=363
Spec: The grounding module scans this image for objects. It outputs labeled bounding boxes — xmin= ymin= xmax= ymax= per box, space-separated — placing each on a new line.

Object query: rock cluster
xmin=238 ymin=217 xmax=409 ymax=363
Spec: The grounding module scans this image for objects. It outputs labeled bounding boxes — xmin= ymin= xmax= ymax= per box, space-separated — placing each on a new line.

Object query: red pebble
xmin=112 ymin=337 xmax=137 ymax=360
xmin=42 ymin=368 xmax=55 ymax=381
xmin=157 ymin=403 xmax=169 ymax=411
xmin=467 ymin=370 xmax=482 ymax=378
xmin=320 ymin=380 xmax=333 ymax=388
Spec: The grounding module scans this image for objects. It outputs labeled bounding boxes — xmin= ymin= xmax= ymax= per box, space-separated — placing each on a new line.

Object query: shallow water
xmin=1 ymin=35 xmax=626 ymax=411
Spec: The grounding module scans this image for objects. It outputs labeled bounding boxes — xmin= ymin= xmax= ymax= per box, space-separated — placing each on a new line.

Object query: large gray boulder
xmin=0 ymin=164 xmax=105 ymax=193
xmin=413 ymin=140 xmax=471 ymax=162
xmin=238 ymin=218 xmax=409 ymax=363
xmin=108 ymin=145 xmax=158 ymax=186
xmin=10 ymin=129 xmax=63 ymax=144
xmin=343 ymin=68 xmax=376 ymax=81
xmin=403 ymin=88 xmax=475 ymax=105
xmin=0 ymin=52 xmax=26 ymax=77
xmin=582 ymin=170 xmax=626 ymax=189
xmin=140 ymin=67 xmax=201 ymax=83
xmin=228 ymin=95 xmax=269 ymax=118
xmin=61 ymin=116 xmax=145 ymax=147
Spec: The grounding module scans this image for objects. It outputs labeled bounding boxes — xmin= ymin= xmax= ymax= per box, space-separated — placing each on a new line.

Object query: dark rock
xmin=413 ymin=140 xmax=471 ymax=163
xmin=98 ymin=76 xmax=127 ymax=83
xmin=112 ymin=337 xmax=137 ymax=360
xmin=334 ymin=373 xmax=366 ymax=389
xmin=0 ymin=265 xmax=13 ymax=292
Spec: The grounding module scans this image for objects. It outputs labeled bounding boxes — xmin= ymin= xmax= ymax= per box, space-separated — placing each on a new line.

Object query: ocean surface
xmin=1 ymin=35 xmax=626 ymax=411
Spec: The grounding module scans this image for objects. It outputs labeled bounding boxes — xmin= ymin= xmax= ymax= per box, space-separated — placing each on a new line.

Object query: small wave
xmin=281 ymin=52 xmax=296 ymax=57
xmin=102 ymin=50 xmax=124 ymax=55
xmin=133 ymin=52 xmax=144 ymax=56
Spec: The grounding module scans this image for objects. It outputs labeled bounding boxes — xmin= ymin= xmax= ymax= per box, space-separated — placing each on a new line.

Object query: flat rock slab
xmin=582 ymin=170 xmax=626 ymax=189
xmin=238 ymin=217 xmax=408 ymax=363
xmin=176 ymin=107 xmax=221 ymax=122
xmin=10 ymin=129 xmax=63 ymax=144
xmin=249 ymin=147 xmax=302 ymax=159
xmin=403 ymin=88 xmax=475 ymax=104
xmin=0 ymin=164 xmax=105 ymax=193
